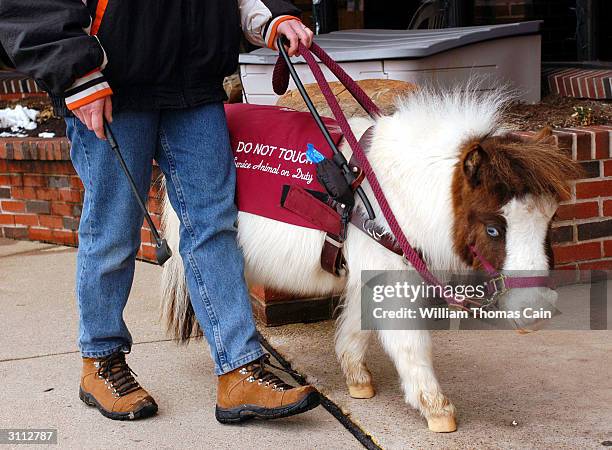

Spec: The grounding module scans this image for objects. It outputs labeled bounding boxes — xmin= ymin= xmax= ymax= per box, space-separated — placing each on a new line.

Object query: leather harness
xmin=275 ymin=41 xmax=553 ymax=311
xmin=281 ymin=126 xmax=398 ymax=276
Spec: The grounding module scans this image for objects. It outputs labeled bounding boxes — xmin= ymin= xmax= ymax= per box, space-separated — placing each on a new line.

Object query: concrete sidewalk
xmin=261 ymin=322 xmax=612 ymax=449
xmin=0 ymin=239 xmax=359 ymax=450
xmin=1 ymin=238 xmax=611 ymax=449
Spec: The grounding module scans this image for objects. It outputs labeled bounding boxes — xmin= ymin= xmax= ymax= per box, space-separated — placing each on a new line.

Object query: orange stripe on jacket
xmin=266 ymin=16 xmax=301 ymax=49
xmin=91 ymin=0 xmax=109 ymax=36
xmin=66 ymin=87 xmax=113 ymax=111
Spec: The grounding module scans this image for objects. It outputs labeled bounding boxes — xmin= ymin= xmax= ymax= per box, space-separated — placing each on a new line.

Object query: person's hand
xmin=72 ymin=95 xmax=113 ymax=140
xmin=276 ymin=19 xmax=314 ymax=56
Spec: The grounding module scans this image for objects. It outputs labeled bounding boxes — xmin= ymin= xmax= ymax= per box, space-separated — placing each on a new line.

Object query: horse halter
xmin=468 ymin=245 xmax=554 ymax=309
xmin=351 ymin=221 xmax=555 ymax=310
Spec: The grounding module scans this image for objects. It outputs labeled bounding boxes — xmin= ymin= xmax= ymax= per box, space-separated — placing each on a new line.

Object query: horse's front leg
xmin=335 ymin=280 xmax=376 ymax=399
xmin=378 ymin=329 xmax=457 ymax=432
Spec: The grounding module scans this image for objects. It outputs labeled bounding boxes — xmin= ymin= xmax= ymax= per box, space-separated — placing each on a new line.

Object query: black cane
xmin=276 ymin=37 xmax=376 ymax=220
xmin=103 ymin=120 xmax=172 ymax=266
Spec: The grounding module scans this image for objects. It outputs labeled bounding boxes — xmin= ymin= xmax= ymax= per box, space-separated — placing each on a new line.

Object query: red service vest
xmin=225 ymin=103 xmax=343 ymax=229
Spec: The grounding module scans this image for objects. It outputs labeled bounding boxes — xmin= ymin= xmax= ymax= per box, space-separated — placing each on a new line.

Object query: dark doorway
xmin=292 ymin=0 xmax=611 ymax=63
xmin=575 ymin=0 xmax=612 ymax=62
xmin=364 ymin=0 xmax=420 ymax=29
xmin=595 ymin=0 xmax=612 ymax=61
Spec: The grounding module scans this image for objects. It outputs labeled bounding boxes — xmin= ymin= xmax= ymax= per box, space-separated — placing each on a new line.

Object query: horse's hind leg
xmin=335 ymin=285 xmax=375 ymax=399
xmin=379 ymin=329 xmax=457 ymax=432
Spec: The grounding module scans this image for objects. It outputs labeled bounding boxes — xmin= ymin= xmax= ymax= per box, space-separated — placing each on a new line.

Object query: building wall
xmin=473 ymin=0 xmax=534 ymax=24
xmin=473 ymin=0 xmax=578 ymax=61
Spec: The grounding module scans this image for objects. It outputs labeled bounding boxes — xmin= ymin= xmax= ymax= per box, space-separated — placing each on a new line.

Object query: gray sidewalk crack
xmin=0 ymin=244 xmax=60 ymax=259
xmin=0 ymin=337 xmax=181 ymax=363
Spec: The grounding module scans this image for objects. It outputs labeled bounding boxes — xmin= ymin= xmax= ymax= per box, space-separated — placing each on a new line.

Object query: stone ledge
xmin=547 ymin=68 xmax=612 ymax=100
xmin=0 ymin=137 xmax=70 ymax=161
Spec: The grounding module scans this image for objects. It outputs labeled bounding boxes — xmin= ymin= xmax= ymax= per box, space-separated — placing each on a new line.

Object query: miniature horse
xmin=160 ymin=88 xmax=578 ymax=432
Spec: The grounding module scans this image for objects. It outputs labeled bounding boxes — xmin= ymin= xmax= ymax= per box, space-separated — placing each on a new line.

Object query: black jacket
xmin=0 ymin=0 xmax=300 ymax=115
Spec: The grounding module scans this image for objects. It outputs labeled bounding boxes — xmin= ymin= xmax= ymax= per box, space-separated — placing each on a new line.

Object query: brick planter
xmin=1 ymin=126 xmax=610 ymax=324
xmin=542 ymin=126 xmax=612 ymax=272
xmin=0 ymin=70 xmax=47 ymax=101
xmin=0 ymin=137 xmax=163 ymax=261
xmin=546 ymin=68 xmax=612 ymax=100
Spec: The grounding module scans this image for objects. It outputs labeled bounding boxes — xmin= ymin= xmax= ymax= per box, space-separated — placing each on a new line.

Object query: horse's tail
xmin=160 ymin=187 xmax=202 ymax=343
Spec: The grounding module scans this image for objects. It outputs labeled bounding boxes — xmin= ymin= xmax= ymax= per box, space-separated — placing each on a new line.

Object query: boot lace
xmin=240 ymin=354 xmax=298 ymax=392
xmin=95 ymin=352 xmax=141 ymax=398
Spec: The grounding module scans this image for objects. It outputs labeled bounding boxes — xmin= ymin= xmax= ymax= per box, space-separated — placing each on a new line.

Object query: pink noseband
xmin=469 ymin=245 xmax=554 ymax=302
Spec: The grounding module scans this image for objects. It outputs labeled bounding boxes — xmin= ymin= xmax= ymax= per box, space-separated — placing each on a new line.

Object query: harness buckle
xmin=363 ymin=219 xmax=384 ymax=242
xmin=476 ymin=274 xmax=508 ymax=310
xmin=489 ymin=274 xmax=507 ymax=296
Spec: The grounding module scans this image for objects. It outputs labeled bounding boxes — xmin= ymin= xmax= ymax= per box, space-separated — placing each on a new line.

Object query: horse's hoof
xmin=427 ymin=415 xmax=457 ymax=433
xmin=348 ymin=383 xmax=376 ymax=399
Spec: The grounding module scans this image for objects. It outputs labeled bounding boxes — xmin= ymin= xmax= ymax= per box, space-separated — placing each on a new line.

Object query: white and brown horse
xmin=160 ymin=88 xmax=578 ymax=432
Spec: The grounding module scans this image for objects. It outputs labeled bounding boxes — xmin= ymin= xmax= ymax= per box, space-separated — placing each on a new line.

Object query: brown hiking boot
xmin=215 ymin=354 xmax=320 ymax=423
xmin=79 ymin=352 xmax=158 ymax=420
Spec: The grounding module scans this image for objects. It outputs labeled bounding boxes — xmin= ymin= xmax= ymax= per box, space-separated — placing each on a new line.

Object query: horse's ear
xmin=532 ymin=126 xmax=554 ymax=144
xmin=462 ymin=143 xmax=486 ymax=187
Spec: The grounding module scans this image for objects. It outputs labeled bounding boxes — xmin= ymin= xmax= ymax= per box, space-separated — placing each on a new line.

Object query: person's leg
xmin=157 ymin=103 xmax=320 ymax=422
xmin=67 ymin=111 xmax=160 ymax=421
xmin=155 ymin=103 xmax=264 ymax=374
xmin=66 ymin=111 xmax=159 ymax=358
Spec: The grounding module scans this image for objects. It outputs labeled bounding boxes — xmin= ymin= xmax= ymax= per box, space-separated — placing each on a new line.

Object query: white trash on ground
xmin=0 ymin=105 xmax=40 ymax=133
xmin=37 ymin=132 xmax=56 ymax=138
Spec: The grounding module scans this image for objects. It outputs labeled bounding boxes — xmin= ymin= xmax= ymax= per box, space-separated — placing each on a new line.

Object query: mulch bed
xmin=504 ymin=94 xmax=612 ymax=130
xmin=1 ymin=94 xmax=610 ymax=139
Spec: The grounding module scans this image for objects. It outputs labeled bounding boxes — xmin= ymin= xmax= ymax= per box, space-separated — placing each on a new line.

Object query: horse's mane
xmin=389 ymin=84 xmax=579 ymax=201
xmin=392 ymin=83 xmax=511 ymax=143
xmin=476 ymin=135 xmax=581 ymax=202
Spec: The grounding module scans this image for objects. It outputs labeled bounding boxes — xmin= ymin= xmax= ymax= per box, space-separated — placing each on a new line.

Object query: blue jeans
xmin=66 ymin=103 xmax=265 ymax=374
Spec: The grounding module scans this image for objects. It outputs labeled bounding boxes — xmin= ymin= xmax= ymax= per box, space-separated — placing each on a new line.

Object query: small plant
xmin=571 ymin=106 xmax=594 ymax=126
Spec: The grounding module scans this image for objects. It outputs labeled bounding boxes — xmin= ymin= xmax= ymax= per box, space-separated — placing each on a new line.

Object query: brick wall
xmin=473 ymin=0 xmax=534 ymax=24
xmin=0 ymin=137 xmax=162 ymax=262
xmin=510 ymin=126 xmax=612 ymax=273
xmin=0 ymin=71 xmax=47 ymax=100
xmin=1 ymin=128 xmax=611 ymax=272
xmin=551 ymin=126 xmax=612 ymax=272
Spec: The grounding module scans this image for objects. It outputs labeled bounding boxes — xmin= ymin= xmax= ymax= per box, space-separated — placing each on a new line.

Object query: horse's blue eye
xmin=486 ymin=226 xmax=500 ymax=238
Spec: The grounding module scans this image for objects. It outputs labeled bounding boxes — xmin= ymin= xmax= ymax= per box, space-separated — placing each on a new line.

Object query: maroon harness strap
xmin=278 ymin=121 xmax=405 ymax=272
xmin=349 ymin=211 xmax=403 ymax=256
xmin=349 ymin=126 xmax=374 ymax=176
xmin=348 ymin=126 xmax=404 ymax=256
xmin=281 ymin=185 xmax=342 ymax=236
xmin=280 ymin=185 xmax=346 ymax=275
xmin=320 ymin=233 xmax=346 ymax=276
